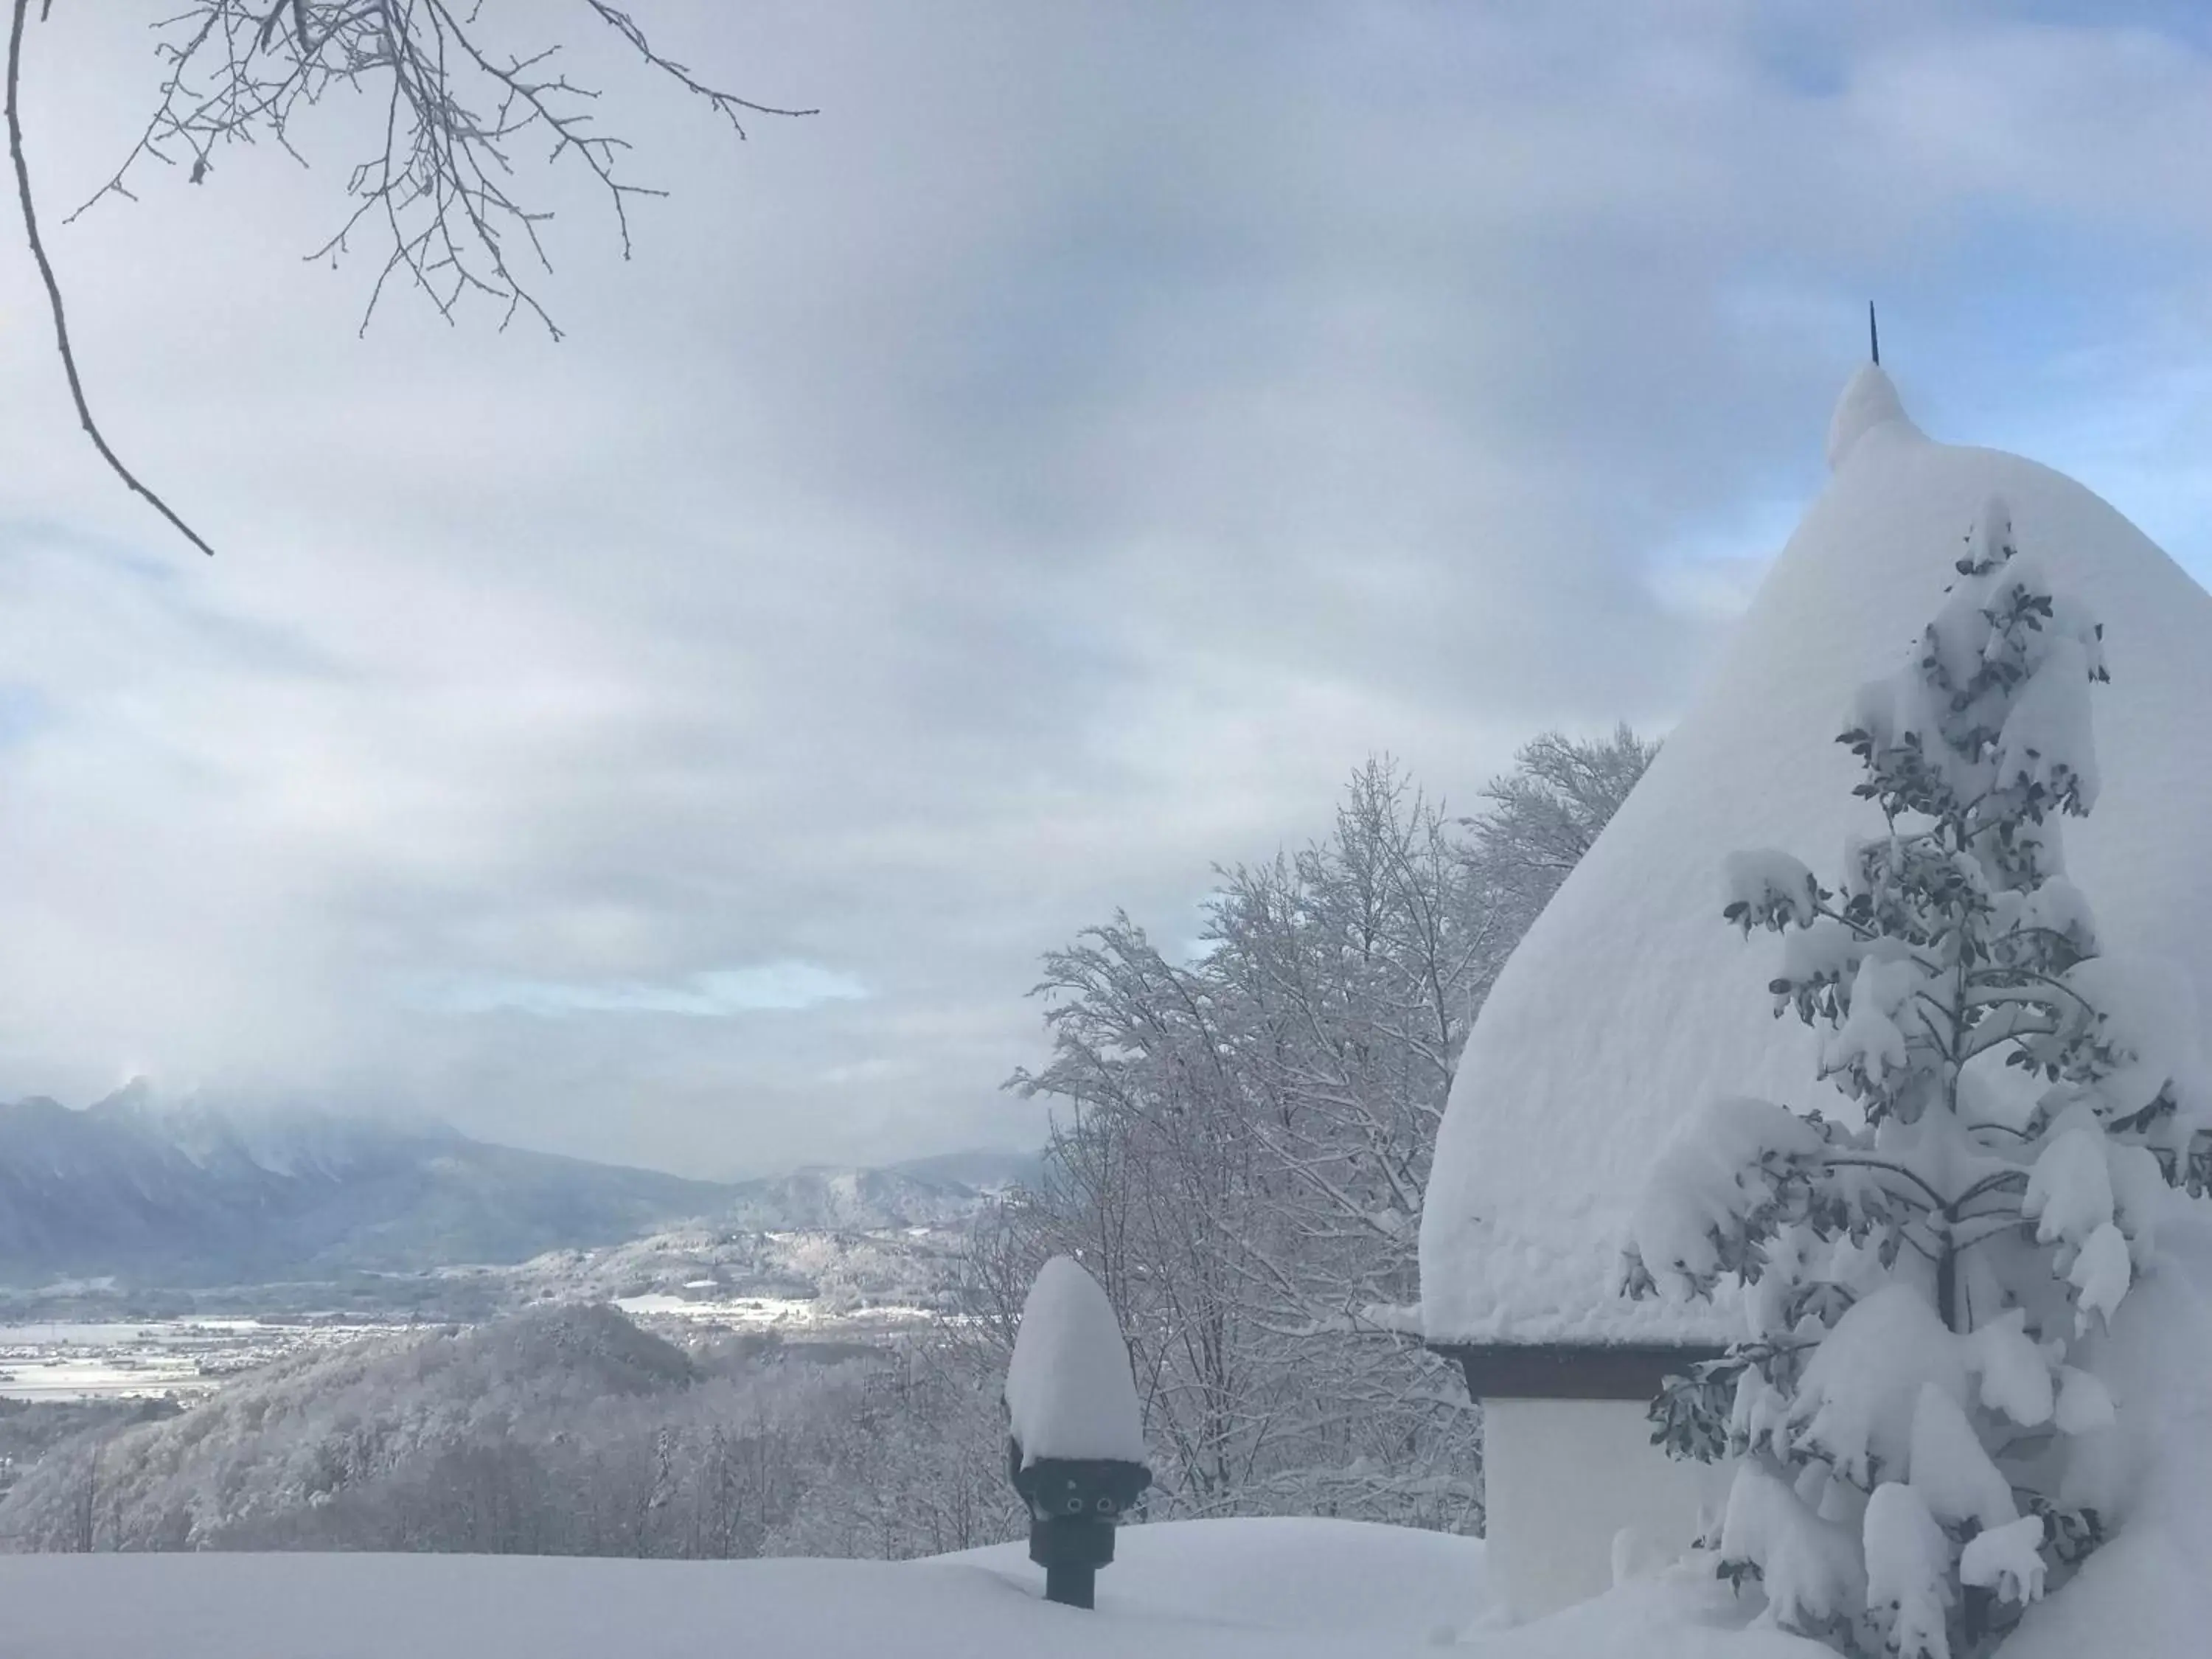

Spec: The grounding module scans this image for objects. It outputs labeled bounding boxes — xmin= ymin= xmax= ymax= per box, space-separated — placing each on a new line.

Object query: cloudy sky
xmin=5 ymin=1 xmax=2212 ymax=1177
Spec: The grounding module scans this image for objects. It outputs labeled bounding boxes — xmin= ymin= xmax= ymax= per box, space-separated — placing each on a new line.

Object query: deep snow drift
xmin=1987 ymin=1202 xmax=2212 ymax=1658
xmin=1422 ymin=365 xmax=2212 ymax=1345
xmin=0 ymin=1517 xmax=1830 ymax=1659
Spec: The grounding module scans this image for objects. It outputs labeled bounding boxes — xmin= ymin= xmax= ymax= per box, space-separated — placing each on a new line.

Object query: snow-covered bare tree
xmin=1466 ymin=725 xmax=1656 ymax=939
xmin=1004 ymin=913 xmax=1277 ymax=1515
xmin=7 ymin=1 xmax=809 ymax=554
xmin=1215 ymin=760 xmax=1522 ymax=1310
xmin=765 ymin=1336 xmax=1026 ymax=1562
xmin=1001 ymin=742 xmax=1650 ymax=1528
xmin=1625 ymin=498 xmax=2207 ymax=1658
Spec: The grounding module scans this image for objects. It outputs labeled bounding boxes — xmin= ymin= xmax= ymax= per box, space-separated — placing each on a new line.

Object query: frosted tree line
xmin=0 ymin=1304 xmax=1024 ymax=1560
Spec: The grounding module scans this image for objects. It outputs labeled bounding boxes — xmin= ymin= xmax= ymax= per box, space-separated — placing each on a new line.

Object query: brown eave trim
xmin=1428 ymin=1340 xmax=1725 ymax=1402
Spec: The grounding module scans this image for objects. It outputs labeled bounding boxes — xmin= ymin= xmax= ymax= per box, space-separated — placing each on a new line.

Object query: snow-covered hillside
xmin=721 ymin=1155 xmax=1038 ymax=1232
xmin=490 ymin=1218 xmax=966 ymax=1324
xmin=0 ymin=1298 xmax=1016 ymax=1559
xmin=0 ymin=1304 xmax=704 ymax=1550
xmin=0 ymin=1518 xmax=1829 ymax=1658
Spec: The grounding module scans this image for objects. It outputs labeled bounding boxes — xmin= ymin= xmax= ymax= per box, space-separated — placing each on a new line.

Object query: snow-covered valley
xmin=0 ymin=1315 xmax=418 ymax=1402
xmin=0 ymin=1091 xmax=1018 ymax=1427
xmin=0 ymin=1213 xmax=971 ymax=1411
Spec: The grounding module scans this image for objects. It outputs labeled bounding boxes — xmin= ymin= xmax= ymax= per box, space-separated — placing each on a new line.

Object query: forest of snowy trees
xmin=0 ymin=729 xmax=1649 ymax=1561
xmin=0 ymin=1305 xmax=1007 ymax=1558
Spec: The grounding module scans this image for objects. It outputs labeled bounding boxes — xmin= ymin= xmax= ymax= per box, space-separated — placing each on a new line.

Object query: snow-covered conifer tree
xmin=1624 ymin=497 xmax=2206 ymax=1659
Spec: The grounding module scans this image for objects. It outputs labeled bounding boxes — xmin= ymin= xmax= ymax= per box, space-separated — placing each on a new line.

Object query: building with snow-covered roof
xmin=1419 ymin=362 xmax=2212 ymax=1621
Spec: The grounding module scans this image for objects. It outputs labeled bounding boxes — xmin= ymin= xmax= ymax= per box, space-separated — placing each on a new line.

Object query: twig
xmin=69 ymin=3 xmax=814 ymax=338
xmin=7 ymin=0 xmax=215 ymax=555
xmin=583 ymin=2 xmax=818 ymax=137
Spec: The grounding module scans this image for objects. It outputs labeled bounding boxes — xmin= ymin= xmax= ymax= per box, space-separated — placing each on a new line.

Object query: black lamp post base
xmin=1009 ymin=1449 xmax=1147 ymax=1611
xmin=1030 ymin=1515 xmax=1116 ymax=1609
xmin=1043 ymin=1562 xmax=1096 ymax=1609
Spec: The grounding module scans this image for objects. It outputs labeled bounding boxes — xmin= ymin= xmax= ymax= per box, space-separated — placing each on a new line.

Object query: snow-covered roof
xmin=1420 ymin=366 xmax=2212 ymax=1349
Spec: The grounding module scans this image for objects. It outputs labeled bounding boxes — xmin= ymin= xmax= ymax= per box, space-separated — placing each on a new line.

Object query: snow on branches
xmin=1624 ymin=498 xmax=2211 ymax=1659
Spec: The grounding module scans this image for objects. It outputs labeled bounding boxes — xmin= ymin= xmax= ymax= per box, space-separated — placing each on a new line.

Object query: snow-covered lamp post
xmin=1004 ymin=1255 xmax=1150 ymax=1610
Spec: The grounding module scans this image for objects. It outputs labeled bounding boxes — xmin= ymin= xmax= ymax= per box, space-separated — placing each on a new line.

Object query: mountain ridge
xmin=0 ymin=1085 xmax=1037 ymax=1287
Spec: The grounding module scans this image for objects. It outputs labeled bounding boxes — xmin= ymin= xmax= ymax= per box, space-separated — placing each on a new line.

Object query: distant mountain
xmin=0 ymin=1083 xmax=1041 ymax=1289
xmin=883 ymin=1147 xmax=1043 ymax=1194
xmin=0 ymin=1084 xmax=736 ymax=1287
xmin=718 ymin=1161 xmax=1026 ymax=1233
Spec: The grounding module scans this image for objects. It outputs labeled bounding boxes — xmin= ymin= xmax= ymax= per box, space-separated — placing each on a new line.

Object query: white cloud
xmin=424 ymin=964 xmax=869 ymax=1019
xmin=2 ymin=1 xmax=2209 ymax=1172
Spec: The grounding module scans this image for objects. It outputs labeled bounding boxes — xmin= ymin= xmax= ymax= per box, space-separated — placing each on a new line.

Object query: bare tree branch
xmin=17 ymin=2 xmax=813 ymax=557
xmin=583 ymin=2 xmax=815 ymax=137
xmin=69 ymin=1 xmax=813 ymax=339
xmin=9 ymin=0 xmax=216 ymax=554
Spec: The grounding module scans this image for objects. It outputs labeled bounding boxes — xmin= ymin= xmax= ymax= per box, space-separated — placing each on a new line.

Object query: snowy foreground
xmin=0 ymin=1517 xmax=1826 ymax=1658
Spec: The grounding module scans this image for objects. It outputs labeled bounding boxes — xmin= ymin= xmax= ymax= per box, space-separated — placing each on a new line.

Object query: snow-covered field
xmin=0 ymin=1518 xmax=1826 ymax=1658
xmin=0 ymin=1220 xmax=964 ymax=1405
xmin=610 ymin=1290 xmax=936 ymax=1334
xmin=0 ymin=1318 xmax=420 ymax=1402
xmin=467 ymin=1221 xmax=969 ymax=1344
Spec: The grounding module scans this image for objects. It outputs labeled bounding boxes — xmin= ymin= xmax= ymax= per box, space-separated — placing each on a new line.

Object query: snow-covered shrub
xmin=1624 ymin=498 xmax=2210 ymax=1658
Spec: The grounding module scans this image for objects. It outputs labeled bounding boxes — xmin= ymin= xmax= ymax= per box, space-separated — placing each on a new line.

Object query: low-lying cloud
xmin=425 ymin=964 xmax=871 ymax=1020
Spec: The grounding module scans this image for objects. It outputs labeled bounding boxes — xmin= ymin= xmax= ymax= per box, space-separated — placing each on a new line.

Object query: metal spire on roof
xmin=1869 ymin=301 xmax=1880 ymax=366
